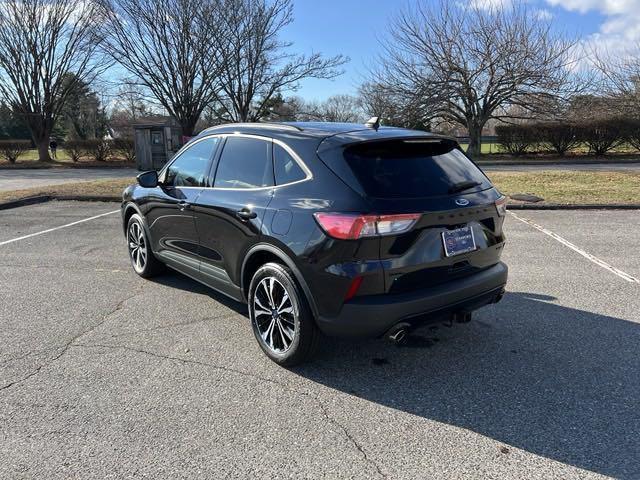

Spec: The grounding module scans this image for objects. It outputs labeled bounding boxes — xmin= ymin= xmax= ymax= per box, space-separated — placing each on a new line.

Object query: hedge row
xmin=0 ymin=138 xmax=136 ymax=163
xmin=64 ymin=138 xmax=135 ymax=163
xmin=0 ymin=140 xmax=31 ymax=163
xmin=495 ymin=119 xmax=640 ymax=156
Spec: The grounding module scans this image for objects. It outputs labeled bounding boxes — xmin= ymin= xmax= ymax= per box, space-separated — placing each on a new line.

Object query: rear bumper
xmin=316 ymin=262 xmax=508 ymax=337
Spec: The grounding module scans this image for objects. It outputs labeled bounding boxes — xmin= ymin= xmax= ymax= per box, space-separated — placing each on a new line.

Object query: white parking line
xmin=509 ymin=211 xmax=640 ymax=285
xmin=0 ymin=210 xmax=120 ymax=247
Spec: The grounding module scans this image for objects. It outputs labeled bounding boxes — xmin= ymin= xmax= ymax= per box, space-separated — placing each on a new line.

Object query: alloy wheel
xmin=128 ymin=221 xmax=147 ymax=272
xmin=253 ymin=277 xmax=297 ymax=354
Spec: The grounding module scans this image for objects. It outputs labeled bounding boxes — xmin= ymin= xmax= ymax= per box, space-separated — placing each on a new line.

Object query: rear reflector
xmin=314 ymin=213 xmax=420 ymax=240
xmin=344 ymin=276 xmax=364 ymax=302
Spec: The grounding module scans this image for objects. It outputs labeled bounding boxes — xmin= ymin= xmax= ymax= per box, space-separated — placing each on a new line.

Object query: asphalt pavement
xmin=1 ymin=201 xmax=639 ymax=479
xmin=0 ymin=168 xmax=137 ymax=192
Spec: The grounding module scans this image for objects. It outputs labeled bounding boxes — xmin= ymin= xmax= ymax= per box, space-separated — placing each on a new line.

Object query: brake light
xmin=495 ymin=196 xmax=507 ymax=217
xmin=314 ymin=213 xmax=420 ymax=240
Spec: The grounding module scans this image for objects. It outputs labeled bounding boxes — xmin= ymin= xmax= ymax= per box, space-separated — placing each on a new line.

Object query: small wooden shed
xmin=134 ymin=121 xmax=183 ymax=171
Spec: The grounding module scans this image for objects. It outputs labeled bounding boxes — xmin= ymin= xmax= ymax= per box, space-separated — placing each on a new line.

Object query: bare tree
xmin=259 ymin=94 xmax=364 ymax=123
xmin=316 ymin=94 xmax=364 ymax=123
xmin=109 ymin=86 xmax=163 ymax=138
xmin=594 ymin=46 xmax=640 ymax=117
xmin=111 ymin=85 xmax=154 ymax=123
xmin=359 ymin=82 xmax=430 ymax=130
xmin=370 ymin=0 xmax=578 ymax=157
xmin=213 ymin=0 xmax=347 ymax=122
xmin=99 ymin=0 xmax=225 ymax=137
xmin=0 ymin=0 xmax=107 ymax=161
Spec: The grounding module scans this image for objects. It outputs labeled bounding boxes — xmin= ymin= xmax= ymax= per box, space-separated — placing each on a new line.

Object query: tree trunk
xmin=238 ymin=104 xmax=251 ymax=123
xmin=180 ymin=124 xmax=195 ymax=138
xmin=467 ymin=122 xmax=484 ymax=159
xmin=29 ymin=117 xmax=53 ymax=162
xmin=37 ymin=137 xmax=52 ymax=162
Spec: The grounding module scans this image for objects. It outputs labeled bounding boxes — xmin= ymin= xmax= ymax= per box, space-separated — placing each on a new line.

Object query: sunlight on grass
xmin=489 ymin=171 xmax=640 ymax=205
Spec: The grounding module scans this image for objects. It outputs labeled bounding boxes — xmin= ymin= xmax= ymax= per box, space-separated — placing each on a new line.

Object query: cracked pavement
xmin=1 ymin=201 xmax=639 ymax=479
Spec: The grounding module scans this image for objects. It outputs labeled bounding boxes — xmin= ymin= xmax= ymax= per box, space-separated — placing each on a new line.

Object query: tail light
xmin=495 ymin=196 xmax=507 ymax=217
xmin=314 ymin=213 xmax=421 ymax=240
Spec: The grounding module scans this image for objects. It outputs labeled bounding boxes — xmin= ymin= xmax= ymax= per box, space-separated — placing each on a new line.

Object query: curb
xmin=55 ymin=195 xmax=120 ymax=202
xmin=0 ymin=195 xmax=120 ymax=211
xmin=507 ymin=204 xmax=640 ymax=210
xmin=0 ymin=195 xmax=51 ymax=211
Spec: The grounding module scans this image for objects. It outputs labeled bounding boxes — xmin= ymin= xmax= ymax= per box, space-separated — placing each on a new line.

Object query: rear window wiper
xmin=449 ymin=181 xmax=481 ymax=194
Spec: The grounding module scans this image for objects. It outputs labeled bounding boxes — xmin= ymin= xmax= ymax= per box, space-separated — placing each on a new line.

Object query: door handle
xmin=178 ymin=201 xmax=191 ymax=211
xmin=236 ymin=208 xmax=257 ymax=221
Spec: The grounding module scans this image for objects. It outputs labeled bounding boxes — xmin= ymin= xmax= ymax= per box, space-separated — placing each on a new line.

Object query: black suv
xmin=122 ymin=121 xmax=508 ymax=365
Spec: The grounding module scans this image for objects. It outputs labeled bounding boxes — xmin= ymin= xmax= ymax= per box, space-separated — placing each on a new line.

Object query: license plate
xmin=442 ymin=226 xmax=476 ymax=257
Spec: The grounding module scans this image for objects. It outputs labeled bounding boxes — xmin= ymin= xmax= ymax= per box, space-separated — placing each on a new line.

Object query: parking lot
xmin=1 ymin=201 xmax=639 ymax=479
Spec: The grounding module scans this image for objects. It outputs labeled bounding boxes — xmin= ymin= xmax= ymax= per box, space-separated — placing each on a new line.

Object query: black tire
xmin=248 ymin=262 xmax=321 ymax=366
xmin=126 ymin=213 xmax=164 ymax=278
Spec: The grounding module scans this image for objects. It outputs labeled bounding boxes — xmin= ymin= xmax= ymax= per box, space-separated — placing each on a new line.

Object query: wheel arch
xmin=122 ymin=202 xmax=142 ymax=234
xmin=241 ymin=243 xmax=319 ymax=319
xmin=122 ymin=203 xmax=154 ymax=246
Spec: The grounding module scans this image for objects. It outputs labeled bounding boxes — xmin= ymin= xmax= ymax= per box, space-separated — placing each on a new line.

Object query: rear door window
xmin=274 ymin=143 xmax=307 ymax=185
xmin=214 ymin=136 xmax=274 ymax=189
xmin=343 ymin=139 xmax=490 ymax=198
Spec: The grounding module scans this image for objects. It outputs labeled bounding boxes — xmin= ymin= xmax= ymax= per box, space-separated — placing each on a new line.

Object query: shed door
xmin=134 ymin=128 xmax=151 ymax=171
xmin=150 ymin=129 xmax=167 ymax=169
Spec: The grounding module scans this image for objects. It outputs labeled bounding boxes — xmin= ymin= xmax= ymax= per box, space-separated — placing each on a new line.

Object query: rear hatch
xmin=318 ymin=136 xmax=507 ymax=294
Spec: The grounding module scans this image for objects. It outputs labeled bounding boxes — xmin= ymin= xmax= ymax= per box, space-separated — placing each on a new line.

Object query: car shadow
xmin=150 ymin=272 xmax=248 ymax=316
xmin=294 ymin=291 xmax=640 ymax=479
xmin=146 ymin=272 xmax=639 ymax=477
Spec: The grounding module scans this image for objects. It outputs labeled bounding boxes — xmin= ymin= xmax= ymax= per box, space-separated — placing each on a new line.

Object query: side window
xmin=274 ymin=143 xmax=307 ymax=185
xmin=165 ymin=137 xmax=219 ymax=187
xmin=214 ymin=136 xmax=274 ymax=189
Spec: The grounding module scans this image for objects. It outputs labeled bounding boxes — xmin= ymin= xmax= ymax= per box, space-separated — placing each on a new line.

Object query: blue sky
xmin=285 ymin=0 xmax=628 ymax=101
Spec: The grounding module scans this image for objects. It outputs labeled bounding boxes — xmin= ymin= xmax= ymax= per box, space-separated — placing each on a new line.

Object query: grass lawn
xmin=18 ymin=149 xmax=73 ymax=162
xmin=489 ymin=171 xmax=640 ymax=205
xmin=0 ymin=178 xmax=134 ymax=203
xmin=1 ymin=172 xmax=638 ymax=206
xmin=460 ymin=143 xmax=502 ymax=155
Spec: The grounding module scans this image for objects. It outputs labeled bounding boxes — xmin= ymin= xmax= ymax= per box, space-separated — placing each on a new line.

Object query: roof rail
xmin=201 ymin=122 xmax=304 ymax=135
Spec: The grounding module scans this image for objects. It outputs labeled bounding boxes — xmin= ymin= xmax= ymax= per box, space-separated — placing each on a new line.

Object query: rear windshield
xmin=343 ymin=139 xmax=490 ymax=198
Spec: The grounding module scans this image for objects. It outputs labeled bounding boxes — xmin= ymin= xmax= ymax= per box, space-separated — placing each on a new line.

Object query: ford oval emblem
xmin=455 ymin=198 xmax=470 ymax=206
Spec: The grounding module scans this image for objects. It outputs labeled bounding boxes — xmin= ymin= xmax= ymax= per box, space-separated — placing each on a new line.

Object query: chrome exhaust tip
xmin=386 ymin=322 xmax=411 ymax=346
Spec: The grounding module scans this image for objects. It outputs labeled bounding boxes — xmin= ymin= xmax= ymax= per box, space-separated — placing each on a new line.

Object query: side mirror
xmin=137 ymin=170 xmax=158 ymax=188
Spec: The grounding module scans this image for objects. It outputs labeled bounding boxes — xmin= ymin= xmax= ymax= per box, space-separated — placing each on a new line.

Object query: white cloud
xmin=545 ymin=0 xmax=640 ymax=16
xmin=469 ymin=0 xmax=513 ymax=10
xmin=546 ymin=0 xmax=640 ymax=41
xmin=534 ymin=8 xmax=553 ymax=20
xmin=545 ymin=0 xmax=640 ymax=61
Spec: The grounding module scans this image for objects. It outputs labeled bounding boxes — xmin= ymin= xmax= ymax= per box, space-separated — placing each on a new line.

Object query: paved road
xmin=0 ymin=168 xmax=138 ymax=192
xmin=1 ymin=202 xmax=639 ymax=479
xmin=482 ymin=162 xmax=640 ymax=172
xmin=0 ymin=163 xmax=637 ymax=196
